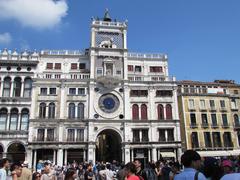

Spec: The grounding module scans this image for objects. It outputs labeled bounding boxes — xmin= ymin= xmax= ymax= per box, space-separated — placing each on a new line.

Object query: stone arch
xmin=7 ymin=141 xmax=26 ymax=162
xmin=94 ymin=126 xmax=123 ymax=142
xmin=95 ymin=127 xmax=123 ymax=162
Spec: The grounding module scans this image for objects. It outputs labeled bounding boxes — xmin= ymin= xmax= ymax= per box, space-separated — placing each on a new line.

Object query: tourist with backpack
xmin=174 ymin=150 xmax=206 ymax=180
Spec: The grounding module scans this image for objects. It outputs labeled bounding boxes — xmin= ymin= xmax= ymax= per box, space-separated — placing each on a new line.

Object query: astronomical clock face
xmin=98 ymin=93 xmax=120 ymax=113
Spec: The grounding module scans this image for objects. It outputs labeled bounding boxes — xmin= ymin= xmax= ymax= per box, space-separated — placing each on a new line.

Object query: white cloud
xmin=0 ymin=0 xmax=68 ymax=29
xmin=0 ymin=33 xmax=12 ymax=45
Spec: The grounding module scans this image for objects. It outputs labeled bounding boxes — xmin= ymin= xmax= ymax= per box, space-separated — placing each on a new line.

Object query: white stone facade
xmin=0 ymin=14 xmax=181 ymax=168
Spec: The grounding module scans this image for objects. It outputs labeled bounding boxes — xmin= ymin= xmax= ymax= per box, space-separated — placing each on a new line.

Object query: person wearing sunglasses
xmin=32 ymin=172 xmax=41 ymax=180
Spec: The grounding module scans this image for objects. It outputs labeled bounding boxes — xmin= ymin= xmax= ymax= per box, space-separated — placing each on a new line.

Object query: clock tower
xmin=88 ymin=10 xmax=127 ymax=120
xmin=89 ymin=9 xmax=128 ymax=80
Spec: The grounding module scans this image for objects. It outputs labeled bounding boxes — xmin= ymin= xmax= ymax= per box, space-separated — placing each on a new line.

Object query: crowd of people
xmin=1 ymin=150 xmax=240 ymax=179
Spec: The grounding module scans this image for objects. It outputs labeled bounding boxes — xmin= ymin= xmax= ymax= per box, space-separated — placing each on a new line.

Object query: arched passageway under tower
xmin=96 ymin=129 xmax=122 ymax=163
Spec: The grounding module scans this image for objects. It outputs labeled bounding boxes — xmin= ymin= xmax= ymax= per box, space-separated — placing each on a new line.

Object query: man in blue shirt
xmin=174 ymin=150 xmax=206 ymax=180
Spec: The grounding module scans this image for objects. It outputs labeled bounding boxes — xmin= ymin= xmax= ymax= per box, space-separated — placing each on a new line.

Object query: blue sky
xmin=0 ymin=0 xmax=240 ymax=82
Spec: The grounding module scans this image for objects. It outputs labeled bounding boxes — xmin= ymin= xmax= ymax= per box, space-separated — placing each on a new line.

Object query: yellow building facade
xmin=178 ymin=80 xmax=240 ymax=157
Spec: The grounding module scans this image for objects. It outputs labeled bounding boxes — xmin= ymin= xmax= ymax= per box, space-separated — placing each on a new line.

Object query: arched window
xmin=166 ymin=104 xmax=173 ymax=120
xmin=0 ymin=108 xmax=7 ymax=130
xmin=48 ymin=103 xmax=55 ymax=119
xmin=132 ymin=104 xmax=139 ymax=120
xmin=157 ymin=104 xmax=164 ymax=120
xmin=141 ymin=104 xmax=148 ymax=120
xmin=23 ymin=78 xmax=32 ymax=98
xmin=13 ymin=77 xmax=22 ymax=97
xmin=3 ymin=77 xmax=11 ymax=97
xmin=77 ymin=103 xmax=84 ymax=119
xmin=9 ymin=108 xmax=18 ymax=130
xmin=21 ymin=109 xmax=29 ymax=130
xmin=68 ymin=103 xmax=75 ymax=119
xmin=234 ymin=114 xmax=239 ymax=126
xmin=39 ymin=103 xmax=46 ymax=118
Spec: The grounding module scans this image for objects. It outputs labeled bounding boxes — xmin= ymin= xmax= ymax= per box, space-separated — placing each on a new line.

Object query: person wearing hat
xmin=18 ymin=160 xmax=32 ymax=180
xmin=220 ymin=160 xmax=240 ymax=180
xmin=36 ymin=160 xmax=43 ymax=173
xmin=174 ymin=150 xmax=207 ymax=180
xmin=221 ymin=160 xmax=233 ymax=175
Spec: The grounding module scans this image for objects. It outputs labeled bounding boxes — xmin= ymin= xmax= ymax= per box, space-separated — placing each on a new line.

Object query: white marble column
xmin=148 ymin=88 xmax=155 ymax=120
xmin=44 ymin=129 xmax=47 ymax=141
xmin=123 ymin=30 xmax=127 ymax=49
xmin=58 ymin=124 xmax=63 ymax=142
xmin=60 ymin=84 xmax=66 ymax=119
xmin=26 ymin=149 xmax=32 ymax=169
xmin=75 ymin=105 xmax=78 ymax=118
xmin=165 ymin=130 xmax=168 ymax=142
xmin=148 ymin=149 xmax=151 ymax=161
xmin=57 ymin=149 xmax=63 ymax=166
xmin=6 ymin=112 xmax=10 ymax=130
xmin=17 ymin=113 xmax=21 ymax=130
xmin=140 ymin=130 xmax=142 ymax=142
xmin=83 ymin=149 xmax=86 ymax=162
xmin=45 ymin=103 xmax=49 ymax=119
xmin=53 ymin=150 xmax=56 ymax=165
xmin=64 ymin=149 xmax=68 ymax=165
xmin=152 ymin=148 xmax=157 ymax=162
xmin=20 ymin=80 xmax=24 ymax=97
xmin=88 ymin=85 xmax=95 ymax=119
xmin=173 ymin=88 xmax=179 ymax=120
xmin=88 ymin=145 xmax=96 ymax=164
xmin=89 ymin=50 xmax=95 ymax=79
xmin=125 ymin=148 xmax=130 ymax=163
xmin=177 ymin=148 xmax=182 ymax=162
xmin=131 ymin=149 xmax=134 ymax=161
xmin=0 ymin=80 xmax=3 ymax=96
xmin=74 ymin=129 xmax=77 ymax=141
xmin=33 ymin=150 xmax=37 ymax=171
xmin=123 ymin=86 xmax=131 ymax=120
xmin=10 ymin=80 xmax=14 ymax=97
xmin=163 ymin=106 xmax=166 ymax=120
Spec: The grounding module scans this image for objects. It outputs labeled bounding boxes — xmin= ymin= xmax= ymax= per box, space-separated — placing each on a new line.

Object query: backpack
xmin=142 ymin=168 xmax=157 ymax=180
xmin=194 ymin=171 xmax=199 ymax=180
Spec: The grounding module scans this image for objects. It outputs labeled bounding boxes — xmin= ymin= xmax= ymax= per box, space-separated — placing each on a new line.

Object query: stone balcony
xmin=128 ymin=75 xmax=175 ymax=82
xmin=128 ymin=52 xmax=167 ymax=60
xmin=40 ymin=50 xmax=85 ymax=56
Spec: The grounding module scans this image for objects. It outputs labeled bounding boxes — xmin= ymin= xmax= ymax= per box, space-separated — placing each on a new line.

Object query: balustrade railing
xmin=92 ymin=20 xmax=127 ymax=27
xmin=41 ymin=50 xmax=84 ymax=56
xmin=128 ymin=52 xmax=166 ymax=59
xmin=128 ymin=75 xmax=175 ymax=82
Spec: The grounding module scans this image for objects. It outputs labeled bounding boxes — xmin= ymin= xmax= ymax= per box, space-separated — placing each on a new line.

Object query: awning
xmin=198 ymin=151 xmax=232 ymax=157
xmin=159 ymin=152 xmax=176 ymax=158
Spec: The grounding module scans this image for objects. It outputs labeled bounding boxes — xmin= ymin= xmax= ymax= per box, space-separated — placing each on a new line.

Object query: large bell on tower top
xmin=103 ymin=9 xmax=112 ymax=22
